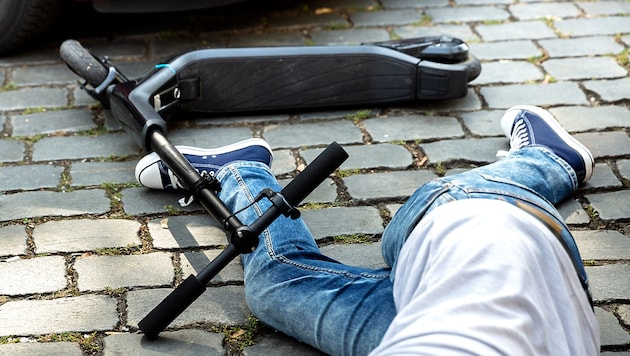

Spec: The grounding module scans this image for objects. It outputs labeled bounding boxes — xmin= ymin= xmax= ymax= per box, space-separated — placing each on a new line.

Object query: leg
xmin=382 ymin=105 xmax=594 ymax=278
xmin=136 ymin=139 xmax=396 ymax=354
xmin=382 ymin=146 xmax=573 ymax=269
xmin=215 ymin=161 xmax=396 ymax=356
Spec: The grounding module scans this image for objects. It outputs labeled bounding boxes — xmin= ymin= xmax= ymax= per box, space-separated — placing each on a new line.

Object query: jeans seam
xmin=519 ymin=146 xmax=578 ymax=190
xmin=274 ymin=254 xmax=390 ymax=279
xmin=225 ymin=164 xmax=390 ymax=280
xmin=226 ymin=164 xmax=277 ymax=261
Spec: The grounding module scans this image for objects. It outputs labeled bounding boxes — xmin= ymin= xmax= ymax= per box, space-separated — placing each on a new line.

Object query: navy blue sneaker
xmin=135 ymin=138 xmax=273 ymax=190
xmin=500 ymin=105 xmax=594 ymax=183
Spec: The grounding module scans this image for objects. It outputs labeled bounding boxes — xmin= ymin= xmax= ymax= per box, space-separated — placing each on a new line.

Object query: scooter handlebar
xmin=281 ymin=142 xmax=348 ymax=206
xmin=138 ymin=274 xmax=206 ymax=339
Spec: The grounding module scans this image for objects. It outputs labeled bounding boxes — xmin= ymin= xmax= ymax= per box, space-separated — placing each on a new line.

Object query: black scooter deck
xmin=165 ymin=45 xmax=472 ymax=114
xmin=147 ymin=43 xmax=477 ymax=117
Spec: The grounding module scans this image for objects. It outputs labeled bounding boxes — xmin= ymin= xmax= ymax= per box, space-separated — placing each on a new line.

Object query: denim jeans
xmin=215 ymin=145 xmax=585 ymax=356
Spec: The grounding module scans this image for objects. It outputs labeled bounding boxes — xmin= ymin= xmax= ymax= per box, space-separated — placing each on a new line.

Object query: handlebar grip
xmin=138 ymin=275 xmax=206 ymax=339
xmin=281 ymin=142 xmax=348 ymax=206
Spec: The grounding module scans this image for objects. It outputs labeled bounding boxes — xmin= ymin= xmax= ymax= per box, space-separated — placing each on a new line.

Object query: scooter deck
xmin=147 ymin=42 xmax=477 ymax=117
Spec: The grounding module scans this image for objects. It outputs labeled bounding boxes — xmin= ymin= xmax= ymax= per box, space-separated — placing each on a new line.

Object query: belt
xmin=513 ymin=200 xmax=593 ymax=308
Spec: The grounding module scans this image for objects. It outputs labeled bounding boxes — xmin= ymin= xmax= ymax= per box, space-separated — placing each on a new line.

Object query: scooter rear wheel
xmin=59 ymin=39 xmax=109 ymax=88
xmin=459 ymin=54 xmax=481 ymax=82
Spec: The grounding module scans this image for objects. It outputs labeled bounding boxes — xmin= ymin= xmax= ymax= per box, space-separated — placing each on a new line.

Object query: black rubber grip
xmin=281 ymin=142 xmax=348 ymax=206
xmin=138 ymin=275 xmax=206 ymax=339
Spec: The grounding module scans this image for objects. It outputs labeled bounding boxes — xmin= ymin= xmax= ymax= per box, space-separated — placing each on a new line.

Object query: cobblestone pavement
xmin=1 ymin=0 xmax=629 ymax=354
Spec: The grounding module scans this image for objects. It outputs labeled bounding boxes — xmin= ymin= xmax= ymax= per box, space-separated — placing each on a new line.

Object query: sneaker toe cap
xmin=135 ymin=158 xmax=165 ymax=190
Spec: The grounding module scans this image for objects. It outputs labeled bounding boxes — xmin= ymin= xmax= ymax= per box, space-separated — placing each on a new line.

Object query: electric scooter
xmin=59 ymin=37 xmax=480 ymax=338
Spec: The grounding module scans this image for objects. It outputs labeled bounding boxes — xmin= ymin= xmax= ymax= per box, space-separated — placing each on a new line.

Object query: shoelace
xmin=167 ymin=169 xmax=185 ymax=190
xmin=496 ymin=118 xmax=530 ymax=159
xmin=176 ymin=170 xmax=215 ymax=207
xmin=510 ymin=118 xmax=531 ymax=150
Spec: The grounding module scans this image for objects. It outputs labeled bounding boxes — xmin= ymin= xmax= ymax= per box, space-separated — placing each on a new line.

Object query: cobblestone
xmin=468 ymin=40 xmax=540 ymax=61
xmin=181 ymin=250 xmax=244 ymax=283
xmin=0 ymin=139 xmax=24 ymax=162
xmin=69 ymin=161 xmax=137 ymax=187
xmin=597 ymin=308 xmax=630 ymax=346
xmin=587 ymin=163 xmax=624 ymax=190
xmin=0 ymin=190 xmax=110 ymax=222
xmin=32 ymin=134 xmax=139 ymax=162
xmin=549 ymin=105 xmax=630 ymax=132
xmin=426 ymin=6 xmax=510 ymax=23
xmin=301 ymin=206 xmax=384 ymax=241
xmin=126 ymin=286 xmax=249 ymax=328
xmin=509 ymin=2 xmax=581 ymax=19
xmin=539 ymin=36 xmax=625 ymax=58
xmin=577 ymin=0 xmax=630 ymax=15
xmin=166 ymin=126 xmax=255 ymax=147
xmin=542 ymin=57 xmax=627 ymax=81
xmin=11 ymin=109 xmax=96 ymax=137
xmin=310 ymin=28 xmax=390 ymax=45
xmin=381 ymin=0 xmax=448 ymax=8
xmin=0 ymin=225 xmax=27 ymax=256
xmin=0 ymin=295 xmax=118 ymax=336
xmin=0 ymin=256 xmax=66 ymax=295
xmin=0 ymin=164 xmax=63 ymax=191
xmin=75 ymin=253 xmax=174 ymax=292
xmin=574 ymin=230 xmax=630 ymax=260
xmin=587 ymin=264 xmax=630 ymax=301
xmin=0 ymin=87 xmax=67 ymax=111
xmin=148 ymin=215 xmax=225 ymax=249
xmin=420 ymin=137 xmax=508 ymax=163
xmin=263 ymin=120 xmax=363 ymax=148
xmin=362 ymin=114 xmax=464 ymax=142
xmin=243 ymin=332 xmax=324 ymax=355
xmin=33 ymin=219 xmax=141 ymax=254
xmin=0 ymin=341 xmax=82 ymax=355
xmin=471 ymin=61 xmax=543 ymax=85
xmin=586 ymin=191 xmax=630 ymax=221
xmin=576 ymin=131 xmax=630 ymax=158
xmin=103 ymin=330 xmax=225 ymax=356
xmin=350 ymin=9 xmax=424 ymax=27
xmin=618 ymin=159 xmax=630 ymax=180
xmin=481 ymin=82 xmax=589 ymax=108
xmin=584 ymin=77 xmax=630 ymax=103
xmin=345 ymin=170 xmax=437 ymax=201
xmin=0 ymin=0 xmax=629 ymax=354
xmin=476 ymin=21 xmax=556 ymax=42
xmin=11 ymin=63 xmax=79 ymax=86
xmin=301 ymin=143 xmax=414 ymax=170
xmin=554 ymin=16 xmax=630 ymax=37
xmin=120 ymin=188 xmax=200 ymax=215
xmin=394 ymin=24 xmax=477 ymax=42
xmin=460 ymin=109 xmax=504 ymax=136
xmin=320 ymin=242 xmax=386 ymax=269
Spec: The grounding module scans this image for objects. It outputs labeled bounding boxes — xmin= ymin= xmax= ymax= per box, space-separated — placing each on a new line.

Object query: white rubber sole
xmin=168 ymin=138 xmax=273 ymax=158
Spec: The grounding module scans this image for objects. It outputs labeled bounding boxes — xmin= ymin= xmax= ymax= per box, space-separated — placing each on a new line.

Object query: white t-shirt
xmin=371 ymin=199 xmax=599 ymax=356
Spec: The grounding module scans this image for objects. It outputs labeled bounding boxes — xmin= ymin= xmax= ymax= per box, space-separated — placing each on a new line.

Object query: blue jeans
xmin=215 ymin=145 xmax=585 ymax=356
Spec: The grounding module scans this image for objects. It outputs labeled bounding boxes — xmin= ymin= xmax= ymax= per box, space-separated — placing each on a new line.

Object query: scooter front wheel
xmin=59 ymin=39 xmax=109 ymax=88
